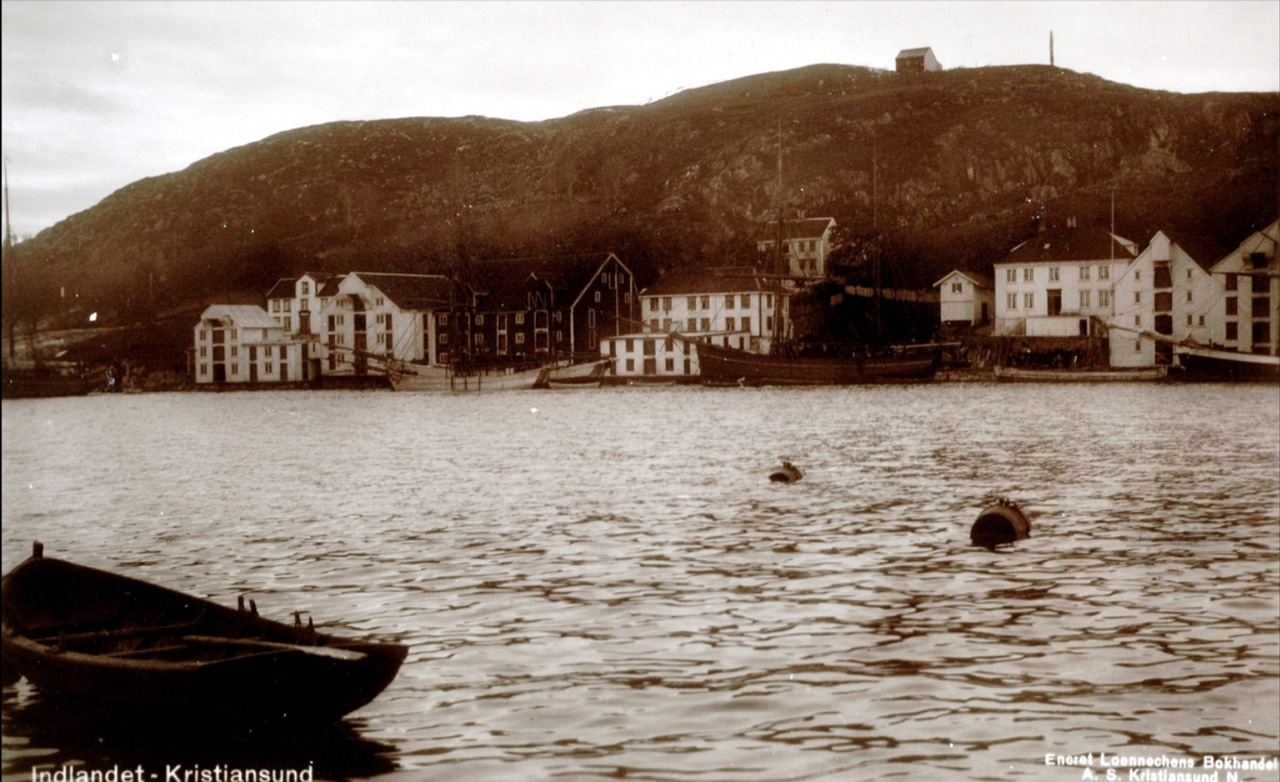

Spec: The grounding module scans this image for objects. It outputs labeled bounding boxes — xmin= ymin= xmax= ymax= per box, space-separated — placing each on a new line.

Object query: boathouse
xmin=895 ymin=47 xmax=942 ymax=73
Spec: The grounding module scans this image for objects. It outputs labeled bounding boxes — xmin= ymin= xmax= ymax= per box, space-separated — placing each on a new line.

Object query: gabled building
xmin=1208 ymin=219 xmax=1279 ymax=356
xmin=315 ymin=272 xmax=459 ymax=376
xmin=994 ymin=222 xmax=1139 ymax=337
xmin=934 ymin=270 xmax=994 ymax=326
xmin=895 ymin=47 xmax=942 ymax=73
xmin=1109 ymin=231 xmax=1227 ymax=367
xmin=193 ymin=304 xmax=308 ymax=385
xmin=464 ymin=252 xmax=638 ymax=365
xmin=757 ymin=217 xmax=836 ymax=279
xmin=602 ymin=265 xmax=782 ymax=380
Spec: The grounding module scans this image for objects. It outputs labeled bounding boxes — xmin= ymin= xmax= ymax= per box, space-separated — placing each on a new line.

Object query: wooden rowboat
xmin=1 ymin=543 xmax=407 ymax=724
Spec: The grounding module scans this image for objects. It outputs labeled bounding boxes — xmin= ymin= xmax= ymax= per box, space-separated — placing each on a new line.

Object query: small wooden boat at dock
xmin=1 ymin=543 xmax=407 ymax=724
xmin=993 ymin=365 xmax=1168 ymax=383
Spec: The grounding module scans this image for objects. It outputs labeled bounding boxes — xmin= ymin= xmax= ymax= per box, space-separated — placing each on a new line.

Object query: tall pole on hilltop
xmin=1050 ymin=31 xmax=1055 ymax=67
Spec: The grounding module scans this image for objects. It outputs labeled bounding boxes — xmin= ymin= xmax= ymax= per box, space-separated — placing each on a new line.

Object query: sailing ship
xmin=691 ymin=125 xmax=940 ymax=387
xmin=1172 ymin=345 xmax=1280 ymax=382
xmin=993 ymin=365 xmax=1168 ymax=383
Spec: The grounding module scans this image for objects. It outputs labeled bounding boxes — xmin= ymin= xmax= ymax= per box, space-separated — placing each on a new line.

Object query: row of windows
xmin=650 ymin=294 xmax=766 ymax=313
xmin=1004 ymin=266 xmax=1112 ymax=283
xmin=1224 ymin=322 xmax=1272 ymax=343
xmin=1004 ymin=291 xmax=1116 ymax=310
xmin=1225 ymin=296 xmax=1274 ymax=317
xmin=648 ymin=316 xmax=765 ymax=333
xmin=197 ymin=362 xmax=280 ymax=376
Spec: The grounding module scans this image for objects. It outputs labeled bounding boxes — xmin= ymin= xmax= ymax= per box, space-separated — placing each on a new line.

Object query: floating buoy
xmin=770 ymin=460 xmax=803 ymax=483
xmin=971 ymin=498 xmax=1030 ymax=549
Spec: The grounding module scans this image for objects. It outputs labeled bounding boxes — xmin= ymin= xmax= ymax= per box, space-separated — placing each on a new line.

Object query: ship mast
xmin=772 ymin=119 xmax=785 ymax=351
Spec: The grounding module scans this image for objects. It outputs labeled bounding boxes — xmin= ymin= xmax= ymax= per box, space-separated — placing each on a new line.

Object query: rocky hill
xmin=5 ymin=63 xmax=1278 ymax=343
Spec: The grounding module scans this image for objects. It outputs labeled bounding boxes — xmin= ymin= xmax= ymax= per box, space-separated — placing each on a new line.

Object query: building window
xmin=688 ymin=318 xmax=697 ymax=331
xmin=951 ymin=282 xmax=963 ymax=293
xmin=1079 ymin=290 xmax=1091 ymax=308
xmin=741 ymin=295 xmax=750 ymax=308
xmin=200 ymin=364 xmax=208 ymax=376
xmin=742 ymin=317 xmax=751 ymax=332
xmin=515 ymin=312 xmax=525 ymax=325
xmin=265 ymin=363 xmax=274 ymax=375
xmin=1252 ymin=321 xmax=1270 ymax=345
xmin=701 ymin=318 xmax=710 ymax=331
xmin=1080 ymin=266 xmax=1091 ymax=281
xmin=516 ymin=333 xmax=525 ymax=344
xmin=1225 ymin=274 xmax=1237 ymax=291
xmin=1007 ymin=293 xmax=1017 ymax=310
xmin=1226 ymin=322 xmax=1238 ymax=341
xmin=1186 ymin=291 xmax=1193 ymax=303
xmin=726 ymin=317 xmax=735 ymax=331
xmin=1049 ymin=267 xmax=1059 ymax=282
xmin=230 ymin=330 xmax=238 ymax=340
xmin=1226 ymin=297 xmax=1238 ymax=316
xmin=649 ymin=298 xmax=658 ymax=312
xmin=476 ymin=314 xmax=485 ymax=326
xmin=701 ymin=295 xmax=710 ymax=309
xmin=625 ymin=358 xmax=635 ymax=372
xmin=1099 ymin=290 xmax=1111 ymax=307
xmin=665 ymin=357 xmax=675 ymax=372
xmin=687 ymin=296 xmax=696 ymax=309
xmin=594 ymin=291 xmax=601 ymax=303
xmin=1198 ymin=315 xmax=1205 ymax=327
xmin=1023 ymin=268 xmax=1033 ymax=282
xmin=1252 ymin=297 xmax=1271 ymax=318
xmin=475 ymin=333 xmax=485 ymax=346
xmin=1134 ymin=340 xmax=1142 ymax=352
xmin=1099 ymin=266 xmax=1110 ymax=280
xmin=1006 ymin=269 xmax=1017 ymax=283
xmin=284 ymin=300 xmax=291 ymax=312
xmin=725 ymin=295 xmax=735 ymax=309
xmin=439 ymin=313 xmax=449 ymax=326
xmin=662 ymin=297 xmax=671 ymax=312
xmin=1187 ymin=315 xmax=1193 ymax=326
xmin=1024 ymin=292 xmax=1034 ymax=309
xmin=1134 ymin=315 xmax=1141 ymax=327
xmin=272 ymin=300 xmax=280 ymax=313
xmin=302 ymin=281 xmax=310 ymax=295
xmin=439 ymin=333 xmax=448 ymax=345
xmin=199 ymin=346 xmax=207 ymax=358
xmin=1250 ymin=252 xmax=1269 ymax=269
xmin=1134 ymin=292 xmax=1141 ymax=304
xmin=231 ymin=364 xmax=239 ymax=375
xmin=231 ymin=346 xmax=239 ymax=357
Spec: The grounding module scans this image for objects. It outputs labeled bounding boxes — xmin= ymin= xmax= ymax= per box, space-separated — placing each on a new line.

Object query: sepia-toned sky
xmin=2 ymin=0 xmax=1278 ymax=238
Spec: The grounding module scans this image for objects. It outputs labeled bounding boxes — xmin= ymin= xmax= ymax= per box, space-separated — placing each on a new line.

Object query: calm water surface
xmin=3 ymin=385 xmax=1278 ymax=781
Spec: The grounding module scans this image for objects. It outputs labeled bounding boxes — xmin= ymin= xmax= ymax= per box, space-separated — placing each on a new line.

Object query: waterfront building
xmin=313 ymin=272 xmax=458 ymax=377
xmin=1109 ymin=231 xmax=1228 ymax=367
xmin=934 ymin=270 xmax=994 ymax=327
xmin=193 ymin=304 xmax=309 ymax=385
xmin=603 ymin=265 xmax=781 ymax=380
xmin=464 ymin=252 xmax=638 ymax=364
xmin=994 ymin=221 xmax=1138 ymax=338
xmin=1207 ymin=219 xmax=1279 ymax=356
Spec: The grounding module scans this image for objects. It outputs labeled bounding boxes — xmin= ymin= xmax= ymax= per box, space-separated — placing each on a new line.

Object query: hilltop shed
xmin=896 ymin=47 xmax=942 ymax=73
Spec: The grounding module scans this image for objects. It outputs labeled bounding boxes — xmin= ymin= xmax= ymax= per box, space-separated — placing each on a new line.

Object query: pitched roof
xmin=759 ymin=217 xmax=835 ymax=242
xmin=349 ymin=272 xmax=457 ymax=310
xmin=470 ymin=253 xmax=626 ymax=307
xmin=1162 ymin=231 xmax=1232 ymax=272
xmin=1003 ymin=226 xmax=1138 ymax=263
xmin=933 ymin=269 xmax=994 ymax=289
xmin=896 ymin=47 xmax=933 ymax=59
xmin=643 ymin=266 xmax=774 ymax=296
xmin=265 ymin=272 xmax=339 ymax=300
xmin=199 ymin=304 xmax=279 ymax=329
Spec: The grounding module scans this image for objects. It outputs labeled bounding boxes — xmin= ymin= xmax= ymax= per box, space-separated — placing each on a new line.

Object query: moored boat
xmin=1 ymin=543 xmax=407 ymax=723
xmin=390 ymin=361 xmax=550 ymax=392
xmin=2 ymin=365 xmax=95 ymax=399
xmin=993 ymin=365 xmax=1169 ymax=383
xmin=1174 ymin=346 xmax=1280 ymax=382
xmin=694 ymin=340 xmax=940 ymax=386
xmin=540 ymin=358 xmax=613 ymax=389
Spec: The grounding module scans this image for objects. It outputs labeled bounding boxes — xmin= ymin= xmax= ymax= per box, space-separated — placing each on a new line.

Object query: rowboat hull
xmin=1 ymin=546 xmax=407 ymax=723
xmin=994 ymin=365 xmax=1169 ymax=382
xmin=694 ymin=341 xmax=939 ymax=386
xmin=2 ymin=369 xmax=95 ymax=400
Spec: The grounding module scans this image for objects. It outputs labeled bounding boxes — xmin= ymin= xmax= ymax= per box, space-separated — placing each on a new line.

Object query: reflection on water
xmin=3 ymin=385 xmax=1278 ymax=781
